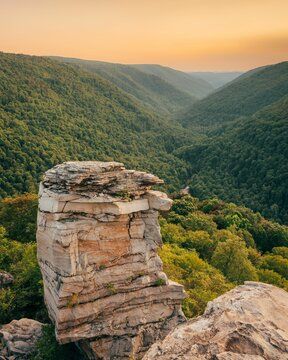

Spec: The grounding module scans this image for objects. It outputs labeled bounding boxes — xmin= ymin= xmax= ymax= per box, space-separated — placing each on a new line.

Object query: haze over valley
xmin=0 ymin=1 xmax=288 ymax=359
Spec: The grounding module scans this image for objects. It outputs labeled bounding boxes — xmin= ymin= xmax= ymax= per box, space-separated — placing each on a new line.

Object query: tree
xmin=0 ymin=227 xmax=47 ymax=323
xmin=183 ymin=230 xmax=215 ymax=260
xmin=260 ymin=254 xmax=288 ymax=280
xmin=159 ymin=244 xmax=232 ymax=317
xmin=272 ymin=247 xmax=288 ymax=259
xmin=160 ymin=220 xmax=186 ymax=245
xmin=0 ymin=194 xmax=38 ymax=243
xmin=211 ymin=236 xmax=258 ymax=284
xmin=181 ymin=212 xmax=217 ymax=235
xmin=171 ymin=196 xmax=199 ymax=216
xmin=257 ymin=269 xmax=288 ymax=291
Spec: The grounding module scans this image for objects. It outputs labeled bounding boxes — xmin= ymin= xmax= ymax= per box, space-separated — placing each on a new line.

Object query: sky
xmin=0 ymin=0 xmax=287 ymax=71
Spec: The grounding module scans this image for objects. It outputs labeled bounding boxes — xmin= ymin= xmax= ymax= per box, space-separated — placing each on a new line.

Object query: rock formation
xmin=0 ymin=318 xmax=43 ymax=359
xmin=36 ymin=161 xmax=186 ymax=360
xmin=0 ymin=272 xmax=13 ymax=288
xmin=144 ymin=282 xmax=288 ymax=360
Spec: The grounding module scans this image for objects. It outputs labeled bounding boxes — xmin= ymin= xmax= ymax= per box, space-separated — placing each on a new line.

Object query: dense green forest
xmin=180 ymin=96 xmax=288 ymax=223
xmin=179 ymin=62 xmax=288 ymax=223
xmin=0 ymin=52 xmax=287 ymax=225
xmin=0 ymin=52 xmax=287 ymax=355
xmin=53 ymin=57 xmax=203 ymax=115
xmin=181 ymin=61 xmax=288 ymax=130
xmin=0 ymin=194 xmax=287 ymax=357
xmin=0 ymin=52 xmax=192 ymax=198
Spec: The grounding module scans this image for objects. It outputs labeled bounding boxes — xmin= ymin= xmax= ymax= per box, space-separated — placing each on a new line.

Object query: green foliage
xmin=105 ymin=282 xmax=117 ymax=294
xmin=54 ymin=57 xmax=201 ymax=115
xmin=31 ymin=325 xmax=82 ymax=360
xmin=0 ymin=227 xmax=47 ymax=323
xmin=178 ymin=62 xmax=288 ymax=224
xmin=0 ymin=194 xmax=38 ymax=243
xmin=171 ymin=196 xmax=199 ymax=216
xmin=160 ymin=195 xmax=288 ymax=317
xmin=160 ymin=221 xmax=186 ymax=245
xmin=182 ymin=231 xmax=215 ymax=260
xmin=181 ymin=61 xmax=288 ymax=128
xmin=0 ymin=52 xmax=191 ymax=198
xmin=260 ymin=254 xmax=288 ymax=280
xmin=257 ymin=269 xmax=288 ymax=290
xmin=180 ymin=85 xmax=288 ymax=224
xmin=159 ymin=244 xmax=232 ymax=317
xmin=272 ymin=247 xmax=288 ymax=259
xmin=153 ymin=278 xmax=166 ymax=286
xmin=211 ymin=237 xmax=258 ymax=284
xmin=180 ymin=212 xmax=217 ymax=235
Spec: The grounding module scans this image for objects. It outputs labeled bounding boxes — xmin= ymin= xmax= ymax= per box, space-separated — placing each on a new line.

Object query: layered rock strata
xmin=36 ymin=161 xmax=186 ymax=359
xmin=144 ymin=282 xmax=288 ymax=360
xmin=0 ymin=318 xmax=43 ymax=359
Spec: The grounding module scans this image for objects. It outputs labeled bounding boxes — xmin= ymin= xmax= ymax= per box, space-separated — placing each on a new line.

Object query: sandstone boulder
xmin=37 ymin=161 xmax=186 ymax=360
xmin=0 ymin=272 xmax=13 ymax=287
xmin=0 ymin=318 xmax=43 ymax=359
xmin=144 ymin=282 xmax=288 ymax=360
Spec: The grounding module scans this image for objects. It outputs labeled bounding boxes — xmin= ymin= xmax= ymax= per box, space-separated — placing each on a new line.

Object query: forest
xmin=179 ymin=95 xmax=288 ymax=223
xmin=0 ymin=194 xmax=288 ymax=358
xmin=0 ymin=52 xmax=190 ymax=198
xmin=0 ymin=53 xmax=287 ymax=224
xmin=0 ymin=51 xmax=287 ymax=358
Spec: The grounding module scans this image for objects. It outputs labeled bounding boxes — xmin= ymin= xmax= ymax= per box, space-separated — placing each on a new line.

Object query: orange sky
xmin=0 ymin=0 xmax=287 ymax=71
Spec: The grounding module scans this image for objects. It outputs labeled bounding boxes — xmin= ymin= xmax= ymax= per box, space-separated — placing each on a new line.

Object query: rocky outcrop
xmin=0 ymin=272 xmax=13 ymax=287
xmin=144 ymin=282 xmax=288 ymax=360
xmin=0 ymin=318 xmax=43 ymax=359
xmin=36 ymin=161 xmax=186 ymax=360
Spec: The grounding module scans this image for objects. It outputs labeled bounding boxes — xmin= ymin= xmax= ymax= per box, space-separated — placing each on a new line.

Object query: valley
xmin=0 ymin=51 xmax=287 ymax=359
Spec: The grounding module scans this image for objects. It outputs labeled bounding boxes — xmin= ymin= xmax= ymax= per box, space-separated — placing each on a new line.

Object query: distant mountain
xmin=132 ymin=64 xmax=213 ymax=99
xmin=188 ymin=71 xmax=243 ymax=88
xmin=52 ymin=57 xmax=211 ymax=114
xmin=0 ymin=52 xmax=191 ymax=198
xmin=181 ymin=62 xmax=288 ymax=130
xmin=1 ymin=52 xmax=287 ymax=224
xmin=178 ymin=65 xmax=288 ymax=223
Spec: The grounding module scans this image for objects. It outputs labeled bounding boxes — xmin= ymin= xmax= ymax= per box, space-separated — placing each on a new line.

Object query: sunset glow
xmin=1 ymin=0 xmax=287 ymax=70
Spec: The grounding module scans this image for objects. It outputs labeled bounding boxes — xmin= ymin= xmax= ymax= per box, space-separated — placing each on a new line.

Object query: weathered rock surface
xmin=0 ymin=272 xmax=14 ymax=287
xmin=36 ymin=161 xmax=186 ymax=360
xmin=0 ymin=318 xmax=43 ymax=359
xmin=144 ymin=282 xmax=288 ymax=360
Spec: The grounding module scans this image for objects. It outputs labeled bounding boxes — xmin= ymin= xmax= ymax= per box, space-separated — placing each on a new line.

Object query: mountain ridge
xmin=0 ymin=52 xmax=190 ymax=198
xmin=180 ymin=61 xmax=288 ymax=130
xmin=52 ymin=56 xmax=213 ymax=115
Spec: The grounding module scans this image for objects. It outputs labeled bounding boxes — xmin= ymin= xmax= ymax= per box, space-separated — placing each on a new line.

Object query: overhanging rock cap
xmin=42 ymin=161 xmax=164 ymax=195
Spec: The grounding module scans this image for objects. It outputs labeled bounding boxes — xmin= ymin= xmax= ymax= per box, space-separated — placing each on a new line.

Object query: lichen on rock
xmin=36 ymin=161 xmax=186 ymax=360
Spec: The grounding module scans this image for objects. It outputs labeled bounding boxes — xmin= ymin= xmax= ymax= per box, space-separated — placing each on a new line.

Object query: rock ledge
xmin=144 ymin=282 xmax=288 ymax=360
xmin=37 ymin=161 xmax=185 ymax=360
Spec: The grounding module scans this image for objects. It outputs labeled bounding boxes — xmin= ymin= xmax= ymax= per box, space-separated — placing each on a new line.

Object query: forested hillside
xmin=179 ymin=97 xmax=288 ymax=223
xmin=0 ymin=52 xmax=190 ymax=198
xmin=52 ymin=57 xmax=197 ymax=115
xmin=188 ymin=71 xmax=242 ymax=88
xmin=0 ymin=52 xmax=287 ymax=224
xmin=132 ymin=64 xmax=213 ymax=99
xmin=178 ymin=62 xmax=288 ymax=223
xmin=181 ymin=61 xmax=288 ymax=130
